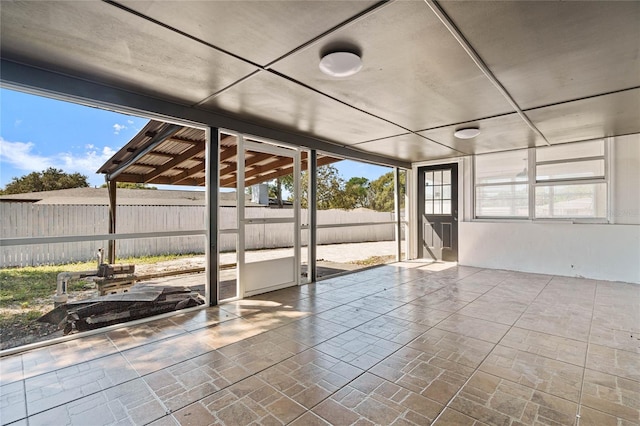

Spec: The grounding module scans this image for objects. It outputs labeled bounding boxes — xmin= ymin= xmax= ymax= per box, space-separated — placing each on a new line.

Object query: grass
xmin=0 ymin=253 xmax=199 ymax=308
xmin=350 ymin=255 xmax=396 ymax=266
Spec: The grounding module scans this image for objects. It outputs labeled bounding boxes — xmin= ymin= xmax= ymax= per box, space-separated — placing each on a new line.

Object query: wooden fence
xmin=0 ymin=203 xmax=397 ymax=267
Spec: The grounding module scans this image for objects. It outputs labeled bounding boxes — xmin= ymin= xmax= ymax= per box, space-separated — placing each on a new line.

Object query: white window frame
xmin=473 ymin=139 xmax=610 ymax=223
xmin=473 ymin=148 xmax=531 ymax=220
xmin=532 ymin=139 xmax=609 ymax=223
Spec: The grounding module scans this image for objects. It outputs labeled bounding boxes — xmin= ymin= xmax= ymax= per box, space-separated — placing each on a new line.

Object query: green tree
xmin=100 ymin=182 xmax=157 ymax=190
xmin=268 ymin=177 xmax=284 ymax=208
xmin=281 ymin=165 xmax=348 ymax=209
xmin=0 ymin=167 xmax=89 ymax=195
xmin=343 ymin=176 xmax=369 ymax=209
xmin=368 ymin=171 xmax=406 ymax=212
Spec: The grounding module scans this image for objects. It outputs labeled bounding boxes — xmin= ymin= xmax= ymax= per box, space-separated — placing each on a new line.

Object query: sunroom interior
xmin=1 ymin=1 xmax=639 ymax=425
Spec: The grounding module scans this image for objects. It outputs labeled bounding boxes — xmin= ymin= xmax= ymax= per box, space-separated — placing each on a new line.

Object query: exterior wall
xmin=457 ymin=135 xmax=640 ymax=284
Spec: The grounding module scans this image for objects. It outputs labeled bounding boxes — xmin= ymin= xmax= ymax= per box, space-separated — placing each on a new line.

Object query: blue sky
xmin=0 ymin=88 xmax=390 ymax=190
xmin=0 ymin=88 xmax=149 ymax=188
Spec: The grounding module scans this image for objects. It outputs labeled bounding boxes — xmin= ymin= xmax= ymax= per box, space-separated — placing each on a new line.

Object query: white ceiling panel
xmin=0 ymin=1 xmax=258 ymax=106
xmin=272 ymin=1 xmax=514 ymax=131
xmin=353 ymin=134 xmax=461 ymax=163
xmin=117 ymin=0 xmax=380 ymax=66
xmin=526 ymin=89 xmax=640 ymax=145
xmin=419 ymin=113 xmax=548 ymax=155
xmin=440 ymin=1 xmax=640 ymax=110
xmin=1 ymin=1 xmax=638 ymax=165
xmin=202 ymin=71 xmax=404 ymax=145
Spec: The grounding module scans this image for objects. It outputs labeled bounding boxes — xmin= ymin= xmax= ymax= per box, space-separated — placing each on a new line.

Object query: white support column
xmin=236 ymin=135 xmax=246 ymax=298
xmin=394 ymin=168 xmax=402 ymax=262
xmin=294 ymin=150 xmax=301 ymax=285
xmin=309 ymin=150 xmax=317 ymax=282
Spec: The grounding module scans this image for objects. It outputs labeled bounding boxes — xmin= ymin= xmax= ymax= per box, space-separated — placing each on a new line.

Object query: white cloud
xmin=127 ymin=119 xmax=134 ymax=125
xmin=14 ymin=119 xmax=23 ymax=127
xmin=0 ymin=138 xmax=52 ymax=170
xmin=0 ymin=136 xmax=118 ymax=186
xmin=113 ymin=123 xmax=127 ymax=134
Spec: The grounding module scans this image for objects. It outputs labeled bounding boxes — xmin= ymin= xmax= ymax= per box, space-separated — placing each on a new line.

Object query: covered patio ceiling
xmin=97 ymin=120 xmax=341 ymax=188
xmin=1 ymin=1 xmax=638 ymax=165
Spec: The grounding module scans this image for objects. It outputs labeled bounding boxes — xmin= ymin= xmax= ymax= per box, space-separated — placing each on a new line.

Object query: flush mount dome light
xmin=454 ymin=127 xmax=481 ymax=139
xmin=319 ymin=52 xmax=363 ymax=77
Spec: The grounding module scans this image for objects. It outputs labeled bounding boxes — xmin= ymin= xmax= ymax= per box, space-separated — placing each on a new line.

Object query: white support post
xmin=236 ymin=135 xmax=246 ymax=298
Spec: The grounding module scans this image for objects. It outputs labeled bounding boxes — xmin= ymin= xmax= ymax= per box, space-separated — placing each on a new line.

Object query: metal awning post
xmin=206 ymin=127 xmax=220 ymax=307
xmin=107 ymin=179 xmax=117 ymax=264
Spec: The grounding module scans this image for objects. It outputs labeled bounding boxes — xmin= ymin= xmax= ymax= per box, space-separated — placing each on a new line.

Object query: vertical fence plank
xmin=0 ymin=204 xmax=396 ymax=267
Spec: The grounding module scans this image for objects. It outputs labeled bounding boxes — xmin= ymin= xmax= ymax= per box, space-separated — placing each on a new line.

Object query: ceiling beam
xmin=244 ymin=155 xmax=337 ymax=186
xmin=170 ymin=162 xmax=206 ymax=184
xmin=143 ymin=141 xmax=205 ymax=183
xmin=106 ymin=123 xmax=182 ymax=181
xmin=424 ymin=0 xmax=550 ymax=146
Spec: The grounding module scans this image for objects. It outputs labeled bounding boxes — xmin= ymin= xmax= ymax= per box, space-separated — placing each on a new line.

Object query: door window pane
xmin=433 ymin=200 xmax=442 ymax=214
xmin=425 ymin=171 xmax=434 ymax=186
xmin=433 ymin=170 xmax=443 ymax=185
xmin=442 ymin=199 xmax=451 ymax=215
xmin=443 ymin=169 xmax=451 ymax=185
xmin=425 ymin=199 xmax=433 ymax=214
xmin=425 ymin=184 xmax=433 ymax=200
xmin=442 ymin=185 xmax=451 ymax=199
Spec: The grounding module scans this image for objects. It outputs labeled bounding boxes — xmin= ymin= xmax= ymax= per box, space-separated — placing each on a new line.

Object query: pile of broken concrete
xmin=39 ymin=284 xmax=204 ymax=335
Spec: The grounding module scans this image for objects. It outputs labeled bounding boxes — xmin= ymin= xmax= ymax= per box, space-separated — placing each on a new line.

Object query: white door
xmin=237 ymin=138 xmax=301 ymax=297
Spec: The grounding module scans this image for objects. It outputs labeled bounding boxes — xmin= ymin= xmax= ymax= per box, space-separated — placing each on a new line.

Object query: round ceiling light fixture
xmin=454 ymin=127 xmax=481 ymax=139
xmin=319 ymin=51 xmax=363 ymax=77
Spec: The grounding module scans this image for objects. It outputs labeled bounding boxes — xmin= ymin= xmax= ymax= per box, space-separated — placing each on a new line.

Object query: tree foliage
xmin=100 ymin=182 xmax=157 ymax=190
xmin=0 ymin=168 xmax=89 ymax=195
xmin=368 ymin=171 xmax=406 ymax=212
xmin=280 ymin=165 xmax=405 ymax=212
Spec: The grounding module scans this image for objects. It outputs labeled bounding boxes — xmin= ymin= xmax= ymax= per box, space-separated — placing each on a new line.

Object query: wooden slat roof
xmin=97 ymin=120 xmax=341 ymax=188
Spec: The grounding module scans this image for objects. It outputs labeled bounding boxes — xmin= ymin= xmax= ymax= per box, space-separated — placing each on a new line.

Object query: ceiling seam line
xmin=103 ymin=0 xmax=263 ymax=69
xmin=424 ymin=0 xmax=551 ymax=146
xmin=105 ymin=0 xmax=467 ymax=156
xmin=193 ymin=1 xmax=394 ymax=106
xmin=266 ymin=69 xmax=467 ymax=156
xmin=263 ymin=0 xmax=394 ymax=70
xmin=522 ymin=86 xmax=640 ymax=112
xmin=193 ymin=70 xmax=263 ymax=108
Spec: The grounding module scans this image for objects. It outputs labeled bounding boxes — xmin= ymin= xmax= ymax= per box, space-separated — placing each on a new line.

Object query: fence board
xmin=0 ymin=203 xmax=396 ymax=267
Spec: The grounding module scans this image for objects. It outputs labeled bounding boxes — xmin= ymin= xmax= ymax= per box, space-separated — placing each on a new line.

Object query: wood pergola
xmin=97 ymin=120 xmax=341 ymax=262
xmin=97 ymin=120 xmax=340 ymax=188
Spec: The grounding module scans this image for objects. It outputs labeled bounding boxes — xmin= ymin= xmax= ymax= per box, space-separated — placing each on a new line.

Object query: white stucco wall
xmin=456 ymin=135 xmax=640 ymax=284
xmin=611 ymin=133 xmax=640 ymax=225
xmin=458 ymin=222 xmax=640 ymax=283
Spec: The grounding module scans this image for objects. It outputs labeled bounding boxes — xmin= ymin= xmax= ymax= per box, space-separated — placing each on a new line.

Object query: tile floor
xmin=1 ymin=262 xmax=639 ymax=425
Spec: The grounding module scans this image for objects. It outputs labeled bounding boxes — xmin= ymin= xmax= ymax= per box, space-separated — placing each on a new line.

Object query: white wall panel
xmin=459 ymin=222 xmax=639 ymax=283
xmin=612 ymin=134 xmax=640 ymax=225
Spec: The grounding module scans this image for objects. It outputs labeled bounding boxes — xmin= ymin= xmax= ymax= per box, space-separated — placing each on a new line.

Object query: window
xmin=424 ymin=169 xmax=452 ymax=215
xmin=534 ymin=140 xmax=606 ymax=219
xmin=474 ymin=140 xmax=608 ymax=220
xmin=474 ymin=150 xmax=529 ymax=218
